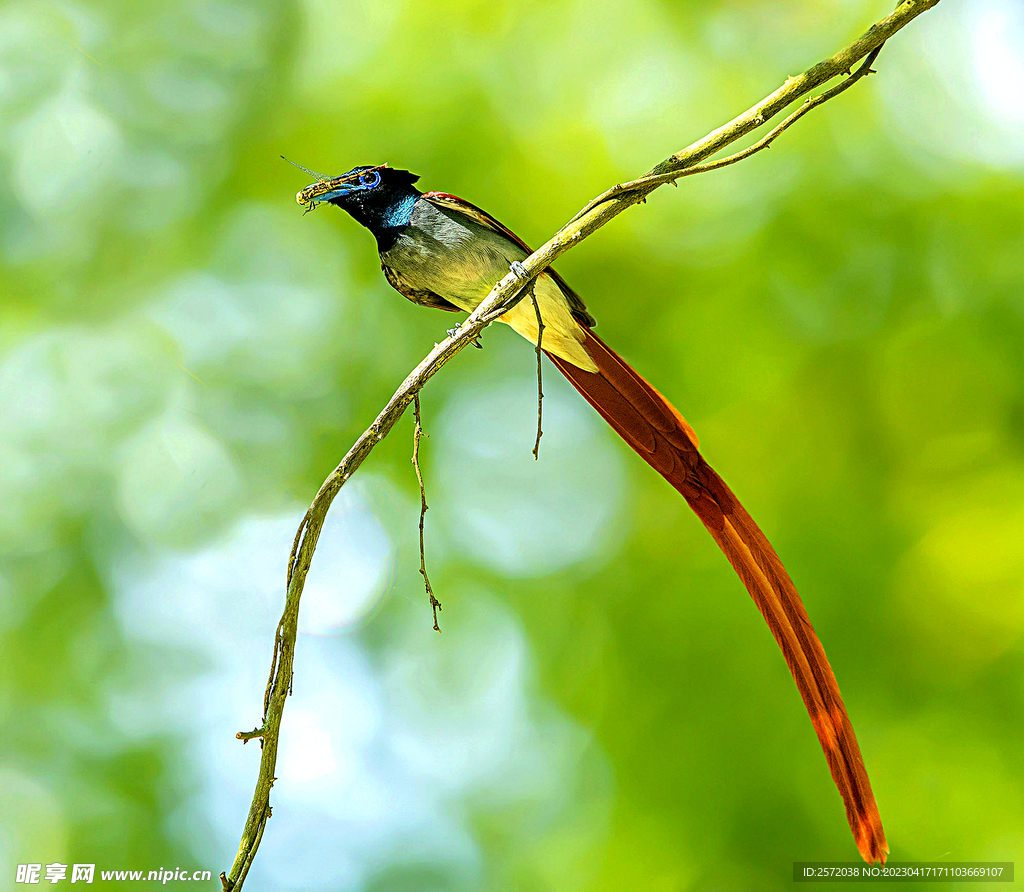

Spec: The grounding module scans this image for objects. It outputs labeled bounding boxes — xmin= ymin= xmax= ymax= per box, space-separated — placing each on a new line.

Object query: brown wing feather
xmin=382 ymin=263 xmax=462 ymax=313
xmin=422 ymin=191 xmax=596 ymax=327
xmin=548 ymin=328 xmax=888 ymax=865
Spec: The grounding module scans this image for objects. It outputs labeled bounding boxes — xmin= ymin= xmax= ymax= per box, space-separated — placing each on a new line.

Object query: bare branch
xmin=221 ymin=2 xmax=942 ymax=887
xmin=571 ymin=44 xmax=886 ymax=217
xmin=530 ymin=286 xmax=545 ymax=461
xmin=413 ymin=395 xmax=442 ymax=631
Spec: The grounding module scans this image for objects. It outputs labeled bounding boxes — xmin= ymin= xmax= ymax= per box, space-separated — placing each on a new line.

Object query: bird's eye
xmin=359 ymin=170 xmax=381 ymax=188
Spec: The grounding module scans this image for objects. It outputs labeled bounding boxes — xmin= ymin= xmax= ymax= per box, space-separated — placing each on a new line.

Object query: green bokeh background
xmin=2 ymin=0 xmax=1023 ymax=889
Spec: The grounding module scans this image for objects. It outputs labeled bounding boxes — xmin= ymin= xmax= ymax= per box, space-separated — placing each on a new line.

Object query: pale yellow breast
xmin=499 ymin=273 xmax=597 ymax=372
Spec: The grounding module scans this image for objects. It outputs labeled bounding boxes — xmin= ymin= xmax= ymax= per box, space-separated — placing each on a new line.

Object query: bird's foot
xmin=447 ymin=327 xmax=483 ymax=349
xmin=509 ymin=260 xmax=529 ymax=281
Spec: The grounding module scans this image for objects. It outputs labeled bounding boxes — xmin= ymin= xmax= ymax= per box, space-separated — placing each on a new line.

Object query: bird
xmin=293 ymin=161 xmax=888 ymax=865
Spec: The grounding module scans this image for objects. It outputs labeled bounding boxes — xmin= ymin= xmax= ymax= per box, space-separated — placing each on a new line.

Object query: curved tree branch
xmin=221 ymin=2 xmax=941 ymax=887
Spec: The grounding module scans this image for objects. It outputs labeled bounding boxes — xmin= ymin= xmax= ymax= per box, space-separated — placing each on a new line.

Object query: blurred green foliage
xmin=1 ymin=0 xmax=1023 ymax=889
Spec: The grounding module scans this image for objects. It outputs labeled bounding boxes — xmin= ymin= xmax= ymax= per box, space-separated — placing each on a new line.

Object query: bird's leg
xmin=447 ymin=327 xmax=483 ymax=348
xmin=509 ymin=260 xmax=529 ymax=281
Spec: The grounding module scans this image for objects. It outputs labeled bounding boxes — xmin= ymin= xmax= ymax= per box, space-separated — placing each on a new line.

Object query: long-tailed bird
xmin=294 ymin=162 xmax=888 ymax=864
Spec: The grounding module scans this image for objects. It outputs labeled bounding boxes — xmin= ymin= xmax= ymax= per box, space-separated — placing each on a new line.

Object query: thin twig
xmin=261 ymin=620 xmax=282 ymax=720
xmin=569 ymin=45 xmax=886 ymax=223
xmin=286 ymin=513 xmax=309 ymax=587
xmin=221 ymin=3 xmax=942 ymax=887
xmin=229 ymin=807 xmax=269 ymax=892
xmin=413 ymin=394 xmax=442 ymax=631
xmin=530 ymin=285 xmax=544 ymax=460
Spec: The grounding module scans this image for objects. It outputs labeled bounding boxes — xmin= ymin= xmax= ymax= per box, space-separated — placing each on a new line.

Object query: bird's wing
xmin=547 ymin=328 xmax=889 ymax=866
xmin=382 ymin=263 xmax=463 ymax=312
xmin=422 ymin=191 xmax=595 ymax=327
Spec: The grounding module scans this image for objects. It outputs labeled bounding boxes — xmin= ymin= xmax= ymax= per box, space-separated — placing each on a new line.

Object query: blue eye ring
xmin=359 ymin=170 xmax=381 ymax=188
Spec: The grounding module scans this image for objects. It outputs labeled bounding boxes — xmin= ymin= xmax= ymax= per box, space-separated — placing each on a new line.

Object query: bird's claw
xmin=509 ymin=261 xmax=529 ymax=281
xmin=447 ymin=327 xmax=483 ymax=349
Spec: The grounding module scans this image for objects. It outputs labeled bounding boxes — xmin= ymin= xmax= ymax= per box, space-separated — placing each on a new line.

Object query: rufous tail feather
xmin=547 ymin=328 xmax=888 ymax=865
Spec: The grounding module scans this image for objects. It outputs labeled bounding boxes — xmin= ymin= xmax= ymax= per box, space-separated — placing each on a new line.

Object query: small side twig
xmin=569 ymin=44 xmax=886 ymax=224
xmin=413 ymin=395 xmax=442 ymax=632
xmin=221 ymin=803 xmax=270 ymax=892
xmin=261 ymin=620 xmax=283 ymax=719
xmin=530 ymin=286 xmax=544 ymax=460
